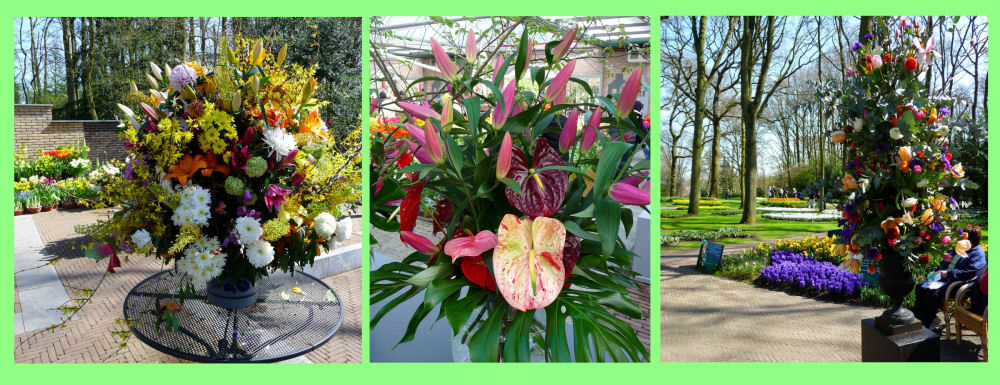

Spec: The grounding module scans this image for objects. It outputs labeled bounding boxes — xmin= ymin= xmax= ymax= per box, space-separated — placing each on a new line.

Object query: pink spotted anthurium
xmin=493 ymin=214 xmax=566 ymax=311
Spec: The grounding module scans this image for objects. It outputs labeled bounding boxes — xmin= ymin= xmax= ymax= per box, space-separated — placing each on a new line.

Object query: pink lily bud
xmin=465 ymin=30 xmax=477 ymax=65
xmin=581 ymin=108 xmax=601 ymax=152
xmin=430 ymin=38 xmax=459 ymax=82
xmin=559 ymin=108 xmax=579 ymax=153
xmin=400 ymin=231 xmax=438 ymax=254
xmin=493 ymin=55 xmax=505 ymax=85
xmin=551 ymin=28 xmax=578 ymax=63
xmin=424 ymin=123 xmax=446 ymax=164
xmin=492 ymin=81 xmax=517 ymax=128
xmin=544 ymin=60 xmax=576 ymax=103
xmin=496 ymin=132 xmax=513 ymax=180
xmin=440 ymin=94 xmax=454 ymax=129
xmin=615 ymin=67 xmax=643 ymax=119
xmin=609 ymin=182 xmax=650 ymax=206
xmin=399 ymin=102 xmax=440 ymax=121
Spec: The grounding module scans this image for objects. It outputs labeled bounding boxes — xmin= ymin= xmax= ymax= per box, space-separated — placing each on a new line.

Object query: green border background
xmin=1 ymin=2 xmax=996 ymax=383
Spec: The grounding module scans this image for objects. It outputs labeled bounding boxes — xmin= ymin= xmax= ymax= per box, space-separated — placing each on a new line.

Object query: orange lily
xmin=165 ymin=154 xmax=208 ymax=185
xmin=200 ymin=153 xmax=231 ymax=177
xmin=266 ymin=106 xmax=288 ymax=128
xmin=298 ymin=108 xmax=329 ymax=138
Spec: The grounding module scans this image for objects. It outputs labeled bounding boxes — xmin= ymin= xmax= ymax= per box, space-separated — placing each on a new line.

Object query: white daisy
xmin=261 ymin=128 xmax=298 ymax=158
xmin=313 ymin=212 xmax=336 ymax=239
xmin=234 ymin=216 xmax=263 ymax=244
xmin=131 ymin=229 xmax=152 ymax=249
xmin=245 ymin=240 xmax=275 ymax=268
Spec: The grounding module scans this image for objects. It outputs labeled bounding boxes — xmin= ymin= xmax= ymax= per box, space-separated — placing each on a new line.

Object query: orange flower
xmin=266 ymin=106 xmax=288 ymax=128
xmin=246 ymin=104 xmax=263 ymax=120
xmin=919 ymin=208 xmax=935 ymax=226
xmin=842 ymin=174 xmax=858 ymax=190
xmin=200 ymin=152 xmax=230 ymax=177
xmin=165 ymin=154 xmax=208 ymax=185
xmin=298 ymin=108 xmax=328 ymax=138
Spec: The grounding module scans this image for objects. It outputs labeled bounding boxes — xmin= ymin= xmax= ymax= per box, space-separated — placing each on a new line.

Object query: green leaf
xmin=462 ymin=96 xmax=482 ymax=135
xmin=514 ymin=28 xmax=530 ymax=82
xmin=564 ymin=220 xmax=601 ymax=242
xmin=595 ymin=291 xmax=641 ymax=318
xmin=545 ymin=305 xmax=572 ymax=362
xmin=444 ymin=289 xmax=488 ymax=336
xmin=595 ymin=197 xmax=622 ymax=258
xmin=500 ymin=177 xmax=522 ymax=195
xmin=445 ymin=134 xmax=464 ymax=172
xmin=405 ymin=259 xmax=454 ymax=286
xmin=469 ymin=304 xmax=505 ymax=362
xmin=593 ymin=141 xmax=630 ymax=196
xmin=502 ymin=310 xmax=535 ymax=362
xmin=423 ymin=279 xmax=467 ymax=309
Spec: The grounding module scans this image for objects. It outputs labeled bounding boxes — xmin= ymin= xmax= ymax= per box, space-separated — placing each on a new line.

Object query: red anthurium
xmin=461 ymin=256 xmax=497 ymax=291
xmin=562 ymin=233 xmax=581 ymax=284
xmin=444 ymin=230 xmax=498 ymax=262
xmin=399 ymin=181 xmax=424 ymax=232
xmin=432 ymin=200 xmax=454 ymax=236
xmin=503 ymin=139 xmax=569 ymax=217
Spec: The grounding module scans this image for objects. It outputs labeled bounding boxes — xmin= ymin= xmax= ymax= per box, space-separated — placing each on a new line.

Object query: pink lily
xmin=430 ymin=38 xmax=459 ymax=82
xmin=400 ymin=231 xmax=438 ymax=254
xmin=543 ymin=60 xmax=576 ymax=103
xmin=465 ymin=30 xmax=477 ymax=64
xmin=423 ymin=123 xmax=446 ymax=164
xmin=559 ymin=108 xmax=579 ymax=153
xmin=444 ymin=230 xmax=498 ymax=262
xmin=403 ymin=129 xmax=434 ymax=165
xmin=492 ymin=81 xmax=517 ymax=128
xmin=913 ymin=36 xmax=939 ymax=66
xmin=609 ymin=182 xmax=650 ymax=206
xmin=615 ymin=67 xmax=643 ymax=119
xmin=496 ymin=132 xmax=513 ymax=180
xmin=399 ymin=101 xmax=440 ymax=121
xmin=551 ymin=28 xmax=578 ymax=63
xmin=581 ymin=108 xmax=601 ymax=152
xmin=493 ymin=55 xmax=505 ymax=85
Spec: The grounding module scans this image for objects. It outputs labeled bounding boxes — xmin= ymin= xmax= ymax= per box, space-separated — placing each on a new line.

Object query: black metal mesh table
xmin=123 ymin=270 xmax=343 ymax=362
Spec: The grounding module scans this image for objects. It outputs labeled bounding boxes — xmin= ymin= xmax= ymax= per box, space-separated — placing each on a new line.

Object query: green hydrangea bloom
xmin=261 ymin=218 xmax=291 ymax=241
xmin=246 ymin=156 xmax=267 ymax=178
xmin=224 ymin=176 xmax=245 ymax=195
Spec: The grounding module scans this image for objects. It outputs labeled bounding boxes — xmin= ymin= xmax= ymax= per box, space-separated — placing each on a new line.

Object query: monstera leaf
xmin=493 ymin=214 xmax=566 ymax=311
xmin=503 ymin=139 xmax=569 ymax=217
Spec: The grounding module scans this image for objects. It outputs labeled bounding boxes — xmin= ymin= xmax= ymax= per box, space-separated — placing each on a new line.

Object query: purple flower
xmin=930 ymin=222 xmax=944 ymax=233
xmin=939 ymin=107 xmax=950 ymax=116
xmin=863 ymin=33 xmax=874 ymax=41
xmin=238 ymin=190 xmax=253 ymax=206
xmin=851 ymin=42 xmax=863 ymax=51
xmin=236 ymin=206 xmax=261 ymax=220
xmin=264 ymin=184 xmax=292 ymax=212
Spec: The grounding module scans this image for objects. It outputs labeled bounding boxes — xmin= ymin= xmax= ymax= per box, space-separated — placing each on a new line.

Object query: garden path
xmin=660 ymin=237 xmax=985 ymax=362
xmin=14 ymin=209 xmax=362 ymax=363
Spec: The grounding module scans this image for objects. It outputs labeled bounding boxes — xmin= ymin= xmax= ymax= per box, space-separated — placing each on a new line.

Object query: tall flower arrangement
xmin=80 ymin=37 xmax=360 ymax=294
xmin=828 ymin=17 xmax=977 ymax=320
xmin=370 ymin=27 xmax=650 ymax=362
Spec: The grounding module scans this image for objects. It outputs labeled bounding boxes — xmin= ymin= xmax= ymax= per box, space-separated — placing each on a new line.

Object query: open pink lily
xmin=504 ymin=139 xmax=569 ymax=217
xmin=913 ymin=36 xmax=939 ymax=66
xmin=444 ymin=230 xmax=498 ymax=262
xmin=609 ymin=182 xmax=650 ymax=206
xmin=430 ymin=38 xmax=459 ymax=82
xmin=400 ymin=230 xmax=437 ymax=255
xmin=615 ymin=67 xmax=643 ymax=119
xmin=559 ymin=108 xmax=579 ymax=153
xmin=494 ymin=214 xmax=566 ymax=311
xmin=551 ymin=28 xmax=578 ymax=63
xmin=399 ymin=102 xmax=440 ymax=121
xmin=543 ymin=60 xmax=576 ymax=103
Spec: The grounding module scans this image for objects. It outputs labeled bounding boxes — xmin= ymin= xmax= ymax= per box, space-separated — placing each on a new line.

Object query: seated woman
xmin=913 ymin=225 xmax=988 ymax=328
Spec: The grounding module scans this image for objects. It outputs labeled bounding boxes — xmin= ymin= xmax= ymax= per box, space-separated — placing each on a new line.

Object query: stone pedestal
xmin=861 ymin=318 xmax=940 ymax=362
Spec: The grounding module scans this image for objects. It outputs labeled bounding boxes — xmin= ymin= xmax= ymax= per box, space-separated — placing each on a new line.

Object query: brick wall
xmin=14 ymin=105 xmax=126 ymax=163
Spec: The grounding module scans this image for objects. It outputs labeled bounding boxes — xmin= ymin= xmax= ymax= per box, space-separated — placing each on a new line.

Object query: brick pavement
xmin=661 ymin=245 xmax=985 ymax=362
xmin=14 ymin=208 xmax=360 ymax=363
xmin=371 ymin=219 xmax=652 ymax=360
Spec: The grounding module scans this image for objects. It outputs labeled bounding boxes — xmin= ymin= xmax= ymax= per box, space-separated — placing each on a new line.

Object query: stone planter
xmin=207 ymin=277 xmax=258 ymax=309
xmin=875 ymin=248 xmax=920 ymax=332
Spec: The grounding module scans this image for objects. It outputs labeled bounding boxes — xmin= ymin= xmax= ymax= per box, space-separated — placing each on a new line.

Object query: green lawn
xmin=660 ymin=199 xmax=837 ymax=250
xmin=660 ymin=198 xmax=988 ymax=252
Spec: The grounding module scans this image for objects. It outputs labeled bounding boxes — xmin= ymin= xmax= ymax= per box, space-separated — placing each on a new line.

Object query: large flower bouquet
xmin=80 ymin=37 xmax=360 ymax=297
xmin=827 ymin=17 xmax=977 ymax=318
xmin=370 ymin=27 xmax=650 ymax=362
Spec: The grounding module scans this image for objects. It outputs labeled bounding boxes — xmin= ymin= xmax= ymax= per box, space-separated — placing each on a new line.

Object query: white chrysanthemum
xmin=234 ymin=216 xmax=263 ymax=244
xmin=131 ymin=229 xmax=152 ymax=249
xmin=178 ymin=250 xmax=225 ymax=288
xmin=186 ymin=185 xmax=212 ymax=207
xmin=313 ymin=212 xmax=336 ymax=239
xmin=191 ymin=236 xmax=221 ymax=253
xmin=189 ymin=205 xmax=211 ymax=227
xmin=335 ymin=217 xmax=353 ymax=243
xmin=261 ymin=128 xmax=298 ymax=158
xmin=172 ymin=206 xmax=194 ymax=226
xmin=245 ymin=240 xmax=275 ymax=268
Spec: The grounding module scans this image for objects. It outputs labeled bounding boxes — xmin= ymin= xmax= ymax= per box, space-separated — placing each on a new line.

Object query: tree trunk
xmin=739 ymin=17 xmax=758 ymax=224
xmin=61 ymin=17 xmax=77 ymax=117
xmin=817 ymin=16 xmax=825 ymax=211
xmin=84 ymin=17 xmax=98 ymax=120
xmin=687 ymin=16 xmax=709 ymax=214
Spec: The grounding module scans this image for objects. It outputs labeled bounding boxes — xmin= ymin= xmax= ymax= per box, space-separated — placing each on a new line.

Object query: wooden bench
xmin=954 ymin=280 xmax=987 ymax=361
xmin=696 ymin=240 xmax=724 ymax=274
